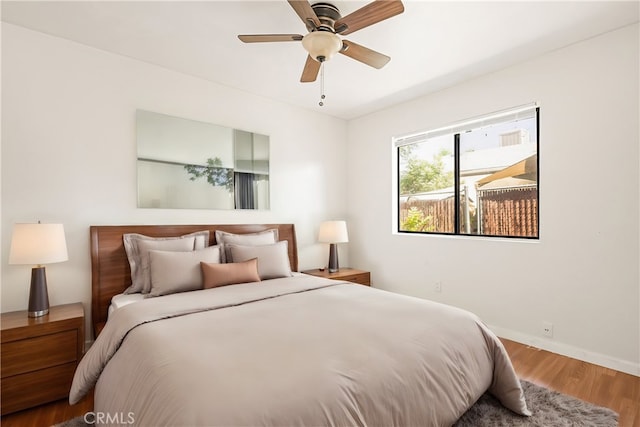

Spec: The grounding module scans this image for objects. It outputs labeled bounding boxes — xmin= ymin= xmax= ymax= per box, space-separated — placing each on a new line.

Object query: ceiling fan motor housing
xmin=311 ymin=2 xmax=342 ymax=24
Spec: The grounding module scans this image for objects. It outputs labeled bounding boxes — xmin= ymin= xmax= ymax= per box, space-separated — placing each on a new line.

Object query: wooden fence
xmin=399 ymin=198 xmax=456 ymax=233
xmin=400 ymin=185 xmax=537 ymax=237
xmin=477 ymin=186 xmax=538 ymax=237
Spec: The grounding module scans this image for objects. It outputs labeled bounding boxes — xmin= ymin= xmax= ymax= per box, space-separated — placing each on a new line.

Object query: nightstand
xmin=302 ymin=268 xmax=371 ymax=286
xmin=1 ymin=302 xmax=84 ymax=415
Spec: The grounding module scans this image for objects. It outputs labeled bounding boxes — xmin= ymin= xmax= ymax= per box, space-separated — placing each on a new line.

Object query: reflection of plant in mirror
xmin=184 ymin=157 xmax=234 ymax=190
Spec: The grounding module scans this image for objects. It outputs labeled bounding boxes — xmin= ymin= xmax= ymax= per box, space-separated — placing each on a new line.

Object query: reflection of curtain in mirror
xmin=234 ymin=172 xmax=255 ymax=209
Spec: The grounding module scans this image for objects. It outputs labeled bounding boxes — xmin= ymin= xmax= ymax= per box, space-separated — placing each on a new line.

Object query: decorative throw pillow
xmin=201 ymin=258 xmax=261 ymax=289
xmin=123 ymin=231 xmax=209 ymax=294
xmin=215 ymin=229 xmax=278 ymax=263
xmin=147 ymin=245 xmax=221 ymax=297
xmin=228 ymin=241 xmax=292 ymax=280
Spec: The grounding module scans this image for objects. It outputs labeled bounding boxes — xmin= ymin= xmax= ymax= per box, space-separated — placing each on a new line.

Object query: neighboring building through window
xmin=395 ymin=105 xmax=539 ymax=238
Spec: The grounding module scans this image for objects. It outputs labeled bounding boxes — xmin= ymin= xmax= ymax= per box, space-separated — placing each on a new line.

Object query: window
xmin=395 ymin=105 xmax=539 ymax=238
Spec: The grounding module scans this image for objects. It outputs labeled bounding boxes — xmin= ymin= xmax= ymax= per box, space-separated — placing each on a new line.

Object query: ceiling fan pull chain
xmin=319 ymin=62 xmax=326 ymax=107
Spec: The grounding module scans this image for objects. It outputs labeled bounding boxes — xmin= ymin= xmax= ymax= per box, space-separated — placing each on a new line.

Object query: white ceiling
xmin=2 ymin=1 xmax=638 ymax=120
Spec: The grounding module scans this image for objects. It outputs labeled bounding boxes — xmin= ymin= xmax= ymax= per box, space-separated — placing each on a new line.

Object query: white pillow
xmin=123 ymin=231 xmax=209 ymax=294
xmin=147 ymin=245 xmax=221 ymax=297
xmin=215 ymin=229 xmax=278 ymax=263
xmin=228 ymin=241 xmax=292 ymax=280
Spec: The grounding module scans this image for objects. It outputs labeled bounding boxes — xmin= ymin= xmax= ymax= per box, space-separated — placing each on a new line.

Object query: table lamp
xmin=318 ymin=220 xmax=349 ymax=273
xmin=9 ymin=222 xmax=68 ymax=317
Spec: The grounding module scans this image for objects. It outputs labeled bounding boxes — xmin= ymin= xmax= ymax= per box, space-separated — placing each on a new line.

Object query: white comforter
xmin=71 ymin=274 xmax=529 ymax=426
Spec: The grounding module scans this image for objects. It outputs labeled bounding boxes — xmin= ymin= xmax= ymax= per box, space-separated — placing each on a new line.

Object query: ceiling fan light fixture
xmin=302 ymin=31 xmax=342 ymax=62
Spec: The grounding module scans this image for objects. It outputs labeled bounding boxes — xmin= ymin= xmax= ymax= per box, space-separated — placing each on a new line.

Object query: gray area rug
xmin=55 ymin=380 xmax=618 ymax=427
xmin=54 ymin=416 xmax=92 ymax=427
xmin=454 ymin=380 xmax=618 ymax=426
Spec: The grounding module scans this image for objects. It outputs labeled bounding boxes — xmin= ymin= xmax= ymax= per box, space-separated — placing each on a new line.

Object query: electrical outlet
xmin=542 ymin=322 xmax=553 ymax=337
xmin=434 ymin=281 xmax=442 ymax=293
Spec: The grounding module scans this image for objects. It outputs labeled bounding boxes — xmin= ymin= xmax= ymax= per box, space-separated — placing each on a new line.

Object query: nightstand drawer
xmin=1 ymin=362 xmax=77 ymax=414
xmin=339 ymin=272 xmax=371 ymax=285
xmin=301 ymin=268 xmax=371 ymax=286
xmin=1 ymin=330 xmax=77 ymax=377
xmin=1 ymin=303 xmax=84 ymax=415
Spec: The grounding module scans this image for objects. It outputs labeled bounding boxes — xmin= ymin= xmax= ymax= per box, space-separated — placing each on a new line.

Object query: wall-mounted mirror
xmin=136 ymin=110 xmax=269 ymax=210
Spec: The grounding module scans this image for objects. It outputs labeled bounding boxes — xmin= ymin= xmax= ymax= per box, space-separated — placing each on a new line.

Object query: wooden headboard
xmin=90 ymin=224 xmax=298 ymax=337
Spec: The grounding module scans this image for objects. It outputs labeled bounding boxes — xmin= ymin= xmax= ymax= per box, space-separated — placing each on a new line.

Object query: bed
xmin=71 ymin=223 xmax=530 ymax=426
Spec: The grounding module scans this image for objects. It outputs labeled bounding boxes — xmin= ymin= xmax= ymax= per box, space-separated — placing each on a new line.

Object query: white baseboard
xmin=489 ymin=324 xmax=640 ymax=377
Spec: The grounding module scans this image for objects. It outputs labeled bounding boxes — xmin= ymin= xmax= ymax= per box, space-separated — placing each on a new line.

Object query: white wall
xmin=1 ymin=24 xmax=350 ymax=336
xmin=346 ymin=24 xmax=639 ymax=375
xmin=3 ymin=21 xmax=638 ymax=376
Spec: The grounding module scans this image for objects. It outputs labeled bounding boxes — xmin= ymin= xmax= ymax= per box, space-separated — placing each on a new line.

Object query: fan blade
xmin=238 ymin=34 xmax=303 ymax=43
xmin=287 ymin=0 xmax=320 ymax=31
xmin=340 ymin=40 xmax=390 ymax=69
xmin=335 ymin=0 xmax=404 ymax=35
xmin=301 ymin=55 xmax=321 ymax=82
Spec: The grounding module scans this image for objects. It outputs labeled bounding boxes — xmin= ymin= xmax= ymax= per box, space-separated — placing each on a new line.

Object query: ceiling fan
xmin=238 ymin=0 xmax=404 ymax=83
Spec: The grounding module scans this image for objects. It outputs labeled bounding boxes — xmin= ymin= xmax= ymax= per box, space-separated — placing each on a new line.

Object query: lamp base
xmin=28 ymin=267 xmax=50 ymax=318
xmin=328 ymin=243 xmax=339 ymax=273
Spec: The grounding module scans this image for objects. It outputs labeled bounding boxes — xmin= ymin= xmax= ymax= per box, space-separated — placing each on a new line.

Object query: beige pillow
xmin=215 ymin=229 xmax=278 ymax=263
xmin=201 ymin=258 xmax=261 ymax=289
xmin=147 ymin=245 xmax=221 ymax=297
xmin=228 ymin=241 xmax=292 ymax=280
xmin=123 ymin=231 xmax=209 ymax=294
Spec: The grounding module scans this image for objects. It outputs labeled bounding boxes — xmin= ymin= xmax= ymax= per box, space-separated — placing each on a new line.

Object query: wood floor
xmin=501 ymin=338 xmax=640 ymax=427
xmin=1 ymin=339 xmax=638 ymax=427
xmin=0 ymin=391 xmax=93 ymax=427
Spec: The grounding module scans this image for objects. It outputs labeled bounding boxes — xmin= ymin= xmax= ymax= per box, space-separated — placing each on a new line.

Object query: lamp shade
xmin=302 ymin=31 xmax=342 ymax=62
xmin=9 ymin=223 xmax=68 ymax=265
xmin=318 ymin=221 xmax=349 ymax=244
